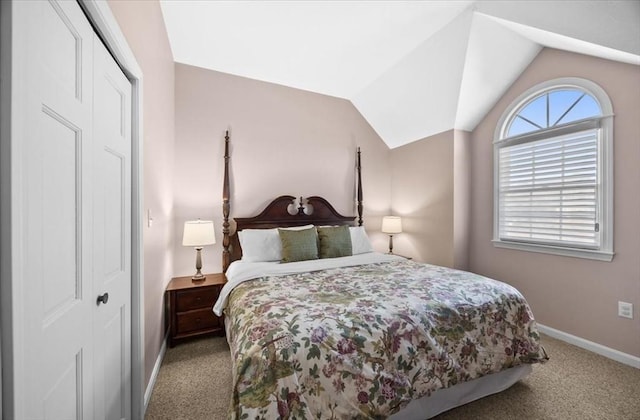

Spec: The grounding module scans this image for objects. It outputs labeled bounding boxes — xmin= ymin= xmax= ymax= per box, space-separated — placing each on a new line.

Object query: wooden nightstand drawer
xmin=176 ymin=286 xmax=220 ymax=312
xmin=176 ymin=308 xmax=220 ymax=334
xmin=166 ymin=273 xmax=227 ymax=347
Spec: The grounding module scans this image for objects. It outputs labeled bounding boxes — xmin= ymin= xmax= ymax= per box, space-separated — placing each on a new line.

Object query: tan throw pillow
xmin=278 ymin=227 xmax=319 ymax=263
xmin=317 ymin=225 xmax=353 ymax=259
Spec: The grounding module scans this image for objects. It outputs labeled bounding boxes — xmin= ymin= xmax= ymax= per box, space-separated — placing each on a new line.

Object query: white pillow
xmin=238 ymin=225 xmax=315 ymax=262
xmin=350 ymin=226 xmax=373 ymax=254
xmin=237 ymin=229 xmax=280 ymax=262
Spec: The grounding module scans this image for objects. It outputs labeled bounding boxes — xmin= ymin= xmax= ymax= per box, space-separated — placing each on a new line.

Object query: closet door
xmin=12 ymin=1 xmax=132 ymax=418
xmin=92 ymin=37 xmax=132 ymax=420
xmin=17 ymin=0 xmax=95 ymax=418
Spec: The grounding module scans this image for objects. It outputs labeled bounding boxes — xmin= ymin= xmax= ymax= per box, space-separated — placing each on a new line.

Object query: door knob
xmin=97 ymin=292 xmax=109 ymax=305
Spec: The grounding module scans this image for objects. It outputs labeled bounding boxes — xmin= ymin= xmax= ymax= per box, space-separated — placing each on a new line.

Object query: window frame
xmin=493 ymin=77 xmax=614 ymax=261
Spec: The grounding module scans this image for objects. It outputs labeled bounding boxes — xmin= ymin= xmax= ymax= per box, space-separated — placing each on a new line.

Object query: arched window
xmin=493 ymin=78 xmax=614 ymax=261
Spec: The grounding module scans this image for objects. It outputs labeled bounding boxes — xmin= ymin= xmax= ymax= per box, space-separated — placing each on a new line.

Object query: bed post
xmin=222 ymin=130 xmax=231 ymax=272
xmin=357 ymin=147 xmax=363 ymax=226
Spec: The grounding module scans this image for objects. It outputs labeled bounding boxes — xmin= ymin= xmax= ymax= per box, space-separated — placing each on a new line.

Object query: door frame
xmin=0 ymin=0 xmax=145 ymax=418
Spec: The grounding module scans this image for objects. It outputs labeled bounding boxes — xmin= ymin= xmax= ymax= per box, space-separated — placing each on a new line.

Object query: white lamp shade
xmin=381 ymin=216 xmax=402 ymax=234
xmin=182 ymin=220 xmax=216 ymax=246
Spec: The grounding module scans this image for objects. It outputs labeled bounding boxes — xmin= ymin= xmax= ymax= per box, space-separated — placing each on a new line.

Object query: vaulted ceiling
xmin=159 ymin=0 xmax=639 ymax=149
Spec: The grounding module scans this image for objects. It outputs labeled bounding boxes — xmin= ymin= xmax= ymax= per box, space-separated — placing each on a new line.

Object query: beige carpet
xmin=145 ymin=334 xmax=640 ymax=420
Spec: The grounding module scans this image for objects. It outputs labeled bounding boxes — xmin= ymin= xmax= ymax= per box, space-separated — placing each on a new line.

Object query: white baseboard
xmin=537 ymin=323 xmax=640 ymax=369
xmin=144 ymin=332 xmax=169 ymax=412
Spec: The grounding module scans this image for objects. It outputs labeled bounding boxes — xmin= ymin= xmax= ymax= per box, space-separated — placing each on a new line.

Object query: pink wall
xmin=172 ymin=64 xmax=392 ymax=276
xmin=390 ymin=131 xmax=455 ymax=266
xmin=389 ymin=129 xmax=470 ymax=269
xmin=469 ymin=48 xmax=640 ymax=357
xmin=453 ymin=130 xmax=471 ymax=271
xmin=108 ymin=0 xmax=176 ymax=386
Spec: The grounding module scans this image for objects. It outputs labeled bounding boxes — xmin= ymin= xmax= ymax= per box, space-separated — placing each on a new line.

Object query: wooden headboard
xmin=227 ymin=195 xmax=356 ymax=266
xmin=221 ymin=132 xmax=364 ymax=272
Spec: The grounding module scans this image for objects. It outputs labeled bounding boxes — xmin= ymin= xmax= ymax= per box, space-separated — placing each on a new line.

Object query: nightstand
xmin=166 ymin=273 xmax=226 ymax=347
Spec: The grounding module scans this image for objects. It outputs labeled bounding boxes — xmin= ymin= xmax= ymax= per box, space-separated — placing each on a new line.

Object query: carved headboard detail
xmin=226 ymin=196 xmax=356 ymax=266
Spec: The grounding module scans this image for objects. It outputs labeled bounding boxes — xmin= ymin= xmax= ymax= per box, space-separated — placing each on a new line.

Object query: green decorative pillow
xmin=317 ymin=225 xmax=353 ymax=259
xmin=278 ymin=227 xmax=319 ymax=263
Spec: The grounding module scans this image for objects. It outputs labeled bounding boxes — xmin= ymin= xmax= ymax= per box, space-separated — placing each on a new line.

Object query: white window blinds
xmin=498 ymin=128 xmax=599 ymax=249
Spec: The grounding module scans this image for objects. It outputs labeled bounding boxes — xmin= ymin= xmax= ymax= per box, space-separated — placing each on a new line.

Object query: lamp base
xmin=192 ymin=247 xmax=206 ymax=281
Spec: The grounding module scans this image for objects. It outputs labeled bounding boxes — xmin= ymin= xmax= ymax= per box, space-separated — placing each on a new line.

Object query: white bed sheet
xmin=390 ymin=365 xmax=532 ymax=419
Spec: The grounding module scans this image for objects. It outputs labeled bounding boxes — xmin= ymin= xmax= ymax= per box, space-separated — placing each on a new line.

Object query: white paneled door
xmin=92 ymin=34 xmax=133 ymax=420
xmin=14 ymin=0 xmax=132 ymax=419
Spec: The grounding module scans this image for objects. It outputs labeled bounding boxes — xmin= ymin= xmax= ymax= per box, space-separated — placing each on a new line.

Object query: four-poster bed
xmin=215 ymin=132 xmax=547 ymax=419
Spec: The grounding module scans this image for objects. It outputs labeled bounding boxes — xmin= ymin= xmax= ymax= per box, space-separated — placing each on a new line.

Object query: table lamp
xmin=381 ymin=216 xmax=402 ymax=254
xmin=183 ymin=220 xmax=216 ymax=281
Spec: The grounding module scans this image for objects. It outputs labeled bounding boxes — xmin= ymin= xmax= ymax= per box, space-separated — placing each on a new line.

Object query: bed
xmin=215 ymin=137 xmax=547 ymax=419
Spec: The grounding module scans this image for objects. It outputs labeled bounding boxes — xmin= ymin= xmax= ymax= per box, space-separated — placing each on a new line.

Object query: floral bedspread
xmin=225 ymin=259 xmax=547 ymax=419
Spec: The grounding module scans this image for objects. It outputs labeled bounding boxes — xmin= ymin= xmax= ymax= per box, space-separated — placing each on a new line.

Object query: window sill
xmin=491 ymin=240 xmax=614 ymax=262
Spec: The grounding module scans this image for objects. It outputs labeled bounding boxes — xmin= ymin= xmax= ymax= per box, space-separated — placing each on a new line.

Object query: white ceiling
xmin=159 ymin=0 xmax=640 ymax=149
